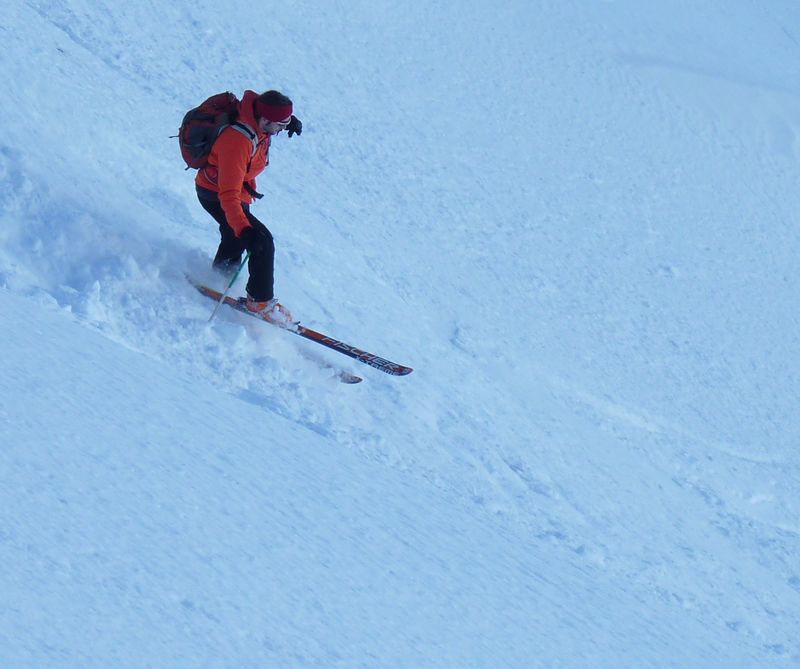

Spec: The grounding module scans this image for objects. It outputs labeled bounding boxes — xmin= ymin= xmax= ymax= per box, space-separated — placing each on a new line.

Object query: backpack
xmin=177 ymin=92 xmax=258 ymax=169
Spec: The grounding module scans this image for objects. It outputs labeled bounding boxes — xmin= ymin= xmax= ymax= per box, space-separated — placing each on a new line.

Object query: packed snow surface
xmin=1 ymin=0 xmax=799 ymax=666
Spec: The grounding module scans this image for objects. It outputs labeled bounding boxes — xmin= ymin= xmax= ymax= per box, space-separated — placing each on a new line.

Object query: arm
xmin=214 ymin=130 xmax=253 ymax=236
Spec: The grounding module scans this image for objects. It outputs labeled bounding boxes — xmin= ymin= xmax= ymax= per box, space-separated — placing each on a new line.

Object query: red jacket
xmin=196 ymin=90 xmax=270 ymax=236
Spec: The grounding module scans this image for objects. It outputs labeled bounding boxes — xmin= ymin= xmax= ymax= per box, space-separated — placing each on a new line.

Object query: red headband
xmin=255 ymin=100 xmax=293 ymax=122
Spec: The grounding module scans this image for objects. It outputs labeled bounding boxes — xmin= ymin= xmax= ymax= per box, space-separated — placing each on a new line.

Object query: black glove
xmin=287 ymin=115 xmax=302 ymax=138
xmin=239 ymin=224 xmax=271 ymax=254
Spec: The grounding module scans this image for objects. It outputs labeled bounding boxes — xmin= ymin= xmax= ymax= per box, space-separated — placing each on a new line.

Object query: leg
xmin=198 ymin=197 xmax=246 ymax=273
xmin=242 ymin=211 xmax=275 ymax=301
xmin=197 ymin=195 xmax=275 ymax=300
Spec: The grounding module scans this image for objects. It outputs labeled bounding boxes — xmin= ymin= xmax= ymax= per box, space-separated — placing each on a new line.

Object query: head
xmin=254 ymin=90 xmax=293 ymax=135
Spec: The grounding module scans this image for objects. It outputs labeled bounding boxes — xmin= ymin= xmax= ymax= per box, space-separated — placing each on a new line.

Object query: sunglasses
xmin=273 ymin=117 xmax=292 ymax=128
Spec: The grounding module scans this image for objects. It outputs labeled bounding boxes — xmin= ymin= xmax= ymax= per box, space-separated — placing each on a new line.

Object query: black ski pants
xmin=198 ymin=193 xmax=275 ymax=301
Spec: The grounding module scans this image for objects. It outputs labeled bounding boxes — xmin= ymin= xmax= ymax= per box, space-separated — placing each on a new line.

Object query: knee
xmin=261 ymin=225 xmax=274 ymax=248
xmin=253 ymin=222 xmax=274 ymax=253
xmin=244 ymin=224 xmax=274 ymax=256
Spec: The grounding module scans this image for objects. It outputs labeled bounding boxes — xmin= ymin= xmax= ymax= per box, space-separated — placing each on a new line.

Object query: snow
xmin=1 ymin=0 xmax=800 ymax=666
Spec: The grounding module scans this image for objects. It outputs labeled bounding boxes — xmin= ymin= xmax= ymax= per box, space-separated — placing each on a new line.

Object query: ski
xmin=293 ymin=322 xmax=413 ymax=376
xmin=190 ymin=281 xmax=412 ymax=378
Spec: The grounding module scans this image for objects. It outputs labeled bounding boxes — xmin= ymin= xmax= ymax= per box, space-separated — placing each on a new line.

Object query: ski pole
xmin=209 ymin=251 xmax=250 ymax=322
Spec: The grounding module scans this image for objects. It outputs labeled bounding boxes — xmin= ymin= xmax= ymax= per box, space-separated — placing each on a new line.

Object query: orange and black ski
xmin=191 ymin=281 xmax=413 ymax=379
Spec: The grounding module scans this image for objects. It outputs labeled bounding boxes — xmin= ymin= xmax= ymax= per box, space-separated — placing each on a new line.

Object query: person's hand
xmin=287 ymin=115 xmax=302 ymax=138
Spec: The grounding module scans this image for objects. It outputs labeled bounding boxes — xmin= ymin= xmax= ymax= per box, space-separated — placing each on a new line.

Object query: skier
xmin=194 ymin=89 xmax=302 ymax=325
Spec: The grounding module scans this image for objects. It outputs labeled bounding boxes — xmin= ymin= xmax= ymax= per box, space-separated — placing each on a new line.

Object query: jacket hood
xmin=239 ymin=90 xmax=263 ymax=136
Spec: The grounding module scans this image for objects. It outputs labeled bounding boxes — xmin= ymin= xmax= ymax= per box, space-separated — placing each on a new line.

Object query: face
xmin=259 ymin=115 xmax=292 ymax=135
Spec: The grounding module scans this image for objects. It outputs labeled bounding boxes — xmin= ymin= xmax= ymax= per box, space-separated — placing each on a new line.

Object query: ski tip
xmin=379 ymin=362 xmax=413 ymax=376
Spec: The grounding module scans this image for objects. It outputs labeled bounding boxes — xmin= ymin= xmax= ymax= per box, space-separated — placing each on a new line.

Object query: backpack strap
xmin=223 ymin=121 xmax=263 ymax=198
xmin=228 ymin=121 xmax=259 ymax=157
xmin=244 ymin=182 xmax=264 ymax=200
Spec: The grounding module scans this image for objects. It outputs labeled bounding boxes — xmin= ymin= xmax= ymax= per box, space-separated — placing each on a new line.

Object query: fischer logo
xmin=321 ymin=338 xmax=401 ymax=372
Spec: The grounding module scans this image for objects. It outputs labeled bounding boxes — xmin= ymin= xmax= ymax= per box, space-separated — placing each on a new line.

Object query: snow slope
xmin=1 ymin=0 xmax=799 ymax=666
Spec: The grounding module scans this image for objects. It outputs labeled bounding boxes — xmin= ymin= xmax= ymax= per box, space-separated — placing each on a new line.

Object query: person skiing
xmin=194 ymin=89 xmax=302 ymax=325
